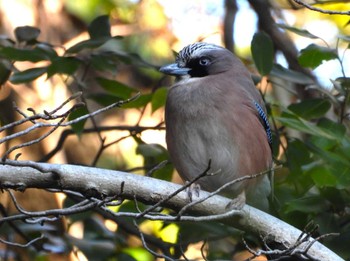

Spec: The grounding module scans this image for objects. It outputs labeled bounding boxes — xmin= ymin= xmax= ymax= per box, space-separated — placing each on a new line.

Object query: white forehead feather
xmin=176 ymin=42 xmax=224 ymax=64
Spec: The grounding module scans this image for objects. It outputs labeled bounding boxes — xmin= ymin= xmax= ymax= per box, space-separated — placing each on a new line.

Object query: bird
xmin=159 ymin=42 xmax=273 ymax=210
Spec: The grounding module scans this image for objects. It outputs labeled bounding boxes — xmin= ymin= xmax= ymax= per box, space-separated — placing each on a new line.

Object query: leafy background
xmin=0 ymin=0 xmax=350 ymax=260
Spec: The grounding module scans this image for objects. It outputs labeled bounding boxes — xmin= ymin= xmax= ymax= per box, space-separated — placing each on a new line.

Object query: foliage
xmin=252 ymin=29 xmax=350 ymax=258
xmin=0 ymin=5 xmax=350 ymax=261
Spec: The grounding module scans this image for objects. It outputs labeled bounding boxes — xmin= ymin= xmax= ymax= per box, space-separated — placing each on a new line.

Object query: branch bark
xmin=0 ymin=161 xmax=343 ymax=261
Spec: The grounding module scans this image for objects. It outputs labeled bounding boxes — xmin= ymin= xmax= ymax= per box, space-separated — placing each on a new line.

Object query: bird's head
xmin=160 ymin=42 xmax=234 ymax=78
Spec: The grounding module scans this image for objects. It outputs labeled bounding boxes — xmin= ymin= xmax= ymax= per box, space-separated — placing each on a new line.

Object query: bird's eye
xmin=199 ymin=58 xmax=210 ymax=66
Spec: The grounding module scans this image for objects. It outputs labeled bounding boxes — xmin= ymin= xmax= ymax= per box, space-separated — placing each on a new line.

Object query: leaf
xmin=90 ymin=53 xmax=117 ymax=71
xmin=298 ymin=44 xmax=338 ymax=69
xmin=0 ymin=60 xmax=11 ymax=86
xmin=288 ymin=98 xmax=331 ymax=120
xmin=87 ymin=93 xmax=122 ymax=106
xmin=68 ymin=106 xmax=89 ymax=135
xmin=136 ymin=143 xmax=164 ymax=157
xmin=0 ymin=46 xmax=49 ymax=62
xmin=10 ymin=67 xmax=47 ymax=84
xmin=88 ymin=15 xmax=111 ymax=40
xmin=47 ymin=57 xmax=81 ymax=78
xmin=36 ymin=43 xmax=58 ymax=59
xmin=317 ymin=118 xmax=346 ymax=140
xmin=251 ymin=32 xmax=274 ymax=76
xmin=284 ymin=195 xmax=329 ymax=214
xmin=96 ymin=77 xmax=135 ymax=99
xmin=277 ymin=111 xmax=342 ymax=141
xmin=14 ymin=26 xmax=40 ymax=43
xmin=121 ymin=93 xmax=152 ymax=108
xmin=136 ymin=143 xmax=173 ymax=181
xmin=270 ymin=64 xmax=314 ymax=85
xmin=151 ymin=87 xmax=167 ymax=113
xmin=66 ymin=39 xmax=108 ymax=54
xmin=277 ymin=24 xmax=319 ymax=39
xmin=307 ymin=166 xmax=337 ymax=187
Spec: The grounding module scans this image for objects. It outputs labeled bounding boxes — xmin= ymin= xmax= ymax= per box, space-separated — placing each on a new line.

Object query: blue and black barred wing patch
xmin=254 ymin=101 xmax=272 ymax=146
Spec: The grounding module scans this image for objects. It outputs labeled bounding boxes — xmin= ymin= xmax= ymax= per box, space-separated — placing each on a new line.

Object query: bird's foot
xmin=185 ymin=182 xmax=201 ymax=202
xmin=225 ymin=191 xmax=246 ymax=210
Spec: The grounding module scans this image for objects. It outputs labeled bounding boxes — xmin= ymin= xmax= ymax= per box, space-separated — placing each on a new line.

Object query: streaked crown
xmin=176 ymin=42 xmax=224 ymax=65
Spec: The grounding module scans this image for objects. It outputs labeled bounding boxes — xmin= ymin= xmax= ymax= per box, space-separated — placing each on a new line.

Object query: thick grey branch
xmin=0 ymin=162 xmax=343 ymax=261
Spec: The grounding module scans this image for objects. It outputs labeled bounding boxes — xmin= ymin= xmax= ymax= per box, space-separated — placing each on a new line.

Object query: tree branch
xmin=0 ymin=161 xmax=343 ymax=261
xmin=292 ymin=0 xmax=350 ymax=15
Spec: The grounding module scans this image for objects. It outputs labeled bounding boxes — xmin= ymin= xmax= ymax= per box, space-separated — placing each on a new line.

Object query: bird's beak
xmin=159 ymin=63 xmax=191 ymax=76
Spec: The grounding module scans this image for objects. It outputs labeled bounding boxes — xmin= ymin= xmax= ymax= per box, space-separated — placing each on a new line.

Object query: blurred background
xmin=1 ymin=0 xmax=350 ymax=260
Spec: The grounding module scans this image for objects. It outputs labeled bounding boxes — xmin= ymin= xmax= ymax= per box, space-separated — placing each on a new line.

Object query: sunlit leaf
xmin=122 ymin=247 xmax=153 ymax=261
xmin=151 ymin=87 xmax=167 ymax=113
xmin=10 ymin=67 xmax=47 ymax=84
xmin=88 ymin=15 xmax=111 ymax=39
xmin=251 ymin=32 xmax=274 ymax=76
xmin=288 ymin=98 xmax=331 ymax=120
xmin=298 ymin=44 xmax=338 ymax=69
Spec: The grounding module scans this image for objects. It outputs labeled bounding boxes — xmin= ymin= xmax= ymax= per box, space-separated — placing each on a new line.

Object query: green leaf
xmin=0 ymin=46 xmax=49 ymax=62
xmin=96 ymin=77 xmax=135 ymax=99
xmin=36 ymin=43 xmax=58 ymax=59
xmin=136 ymin=143 xmax=173 ymax=181
xmin=285 ymin=195 xmax=328 ymax=214
xmin=277 ymin=111 xmax=342 ymax=141
xmin=277 ymin=24 xmax=319 ymax=39
xmin=251 ymin=32 xmax=274 ymax=76
xmin=136 ymin=143 xmax=164 ymax=157
xmin=270 ymin=64 xmax=314 ymax=85
xmin=307 ymin=166 xmax=337 ymax=187
xmin=87 ymin=93 xmax=122 ymax=106
xmin=14 ymin=26 xmax=40 ymax=43
xmin=10 ymin=67 xmax=47 ymax=84
xmin=121 ymin=93 xmax=152 ymax=108
xmin=68 ymin=106 xmax=89 ymax=135
xmin=298 ymin=44 xmax=338 ymax=69
xmin=66 ymin=39 xmax=109 ymax=54
xmin=88 ymin=15 xmax=111 ymax=40
xmin=151 ymin=87 xmax=167 ymax=113
xmin=0 ymin=60 xmax=11 ymax=85
xmin=47 ymin=57 xmax=81 ymax=78
xmin=90 ymin=53 xmax=117 ymax=71
xmin=288 ymin=98 xmax=331 ymax=120
xmin=317 ymin=118 xmax=346 ymax=140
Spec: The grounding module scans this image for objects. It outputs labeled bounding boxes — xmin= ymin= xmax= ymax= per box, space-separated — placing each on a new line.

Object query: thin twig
xmin=292 ymin=0 xmax=350 ymax=15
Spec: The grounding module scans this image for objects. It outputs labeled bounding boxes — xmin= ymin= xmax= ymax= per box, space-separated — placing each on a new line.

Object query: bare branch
xmin=0 ymin=234 xmax=45 ymax=248
xmin=292 ymin=0 xmax=350 ymax=15
xmin=0 ymin=162 xmax=343 ymax=261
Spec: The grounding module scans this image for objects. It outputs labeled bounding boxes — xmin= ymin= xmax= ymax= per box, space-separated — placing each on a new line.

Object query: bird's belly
xmin=167 ymin=116 xmax=242 ymax=195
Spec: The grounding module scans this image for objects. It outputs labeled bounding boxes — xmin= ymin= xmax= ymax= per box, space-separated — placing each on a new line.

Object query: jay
xmin=160 ymin=42 xmax=272 ymax=209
